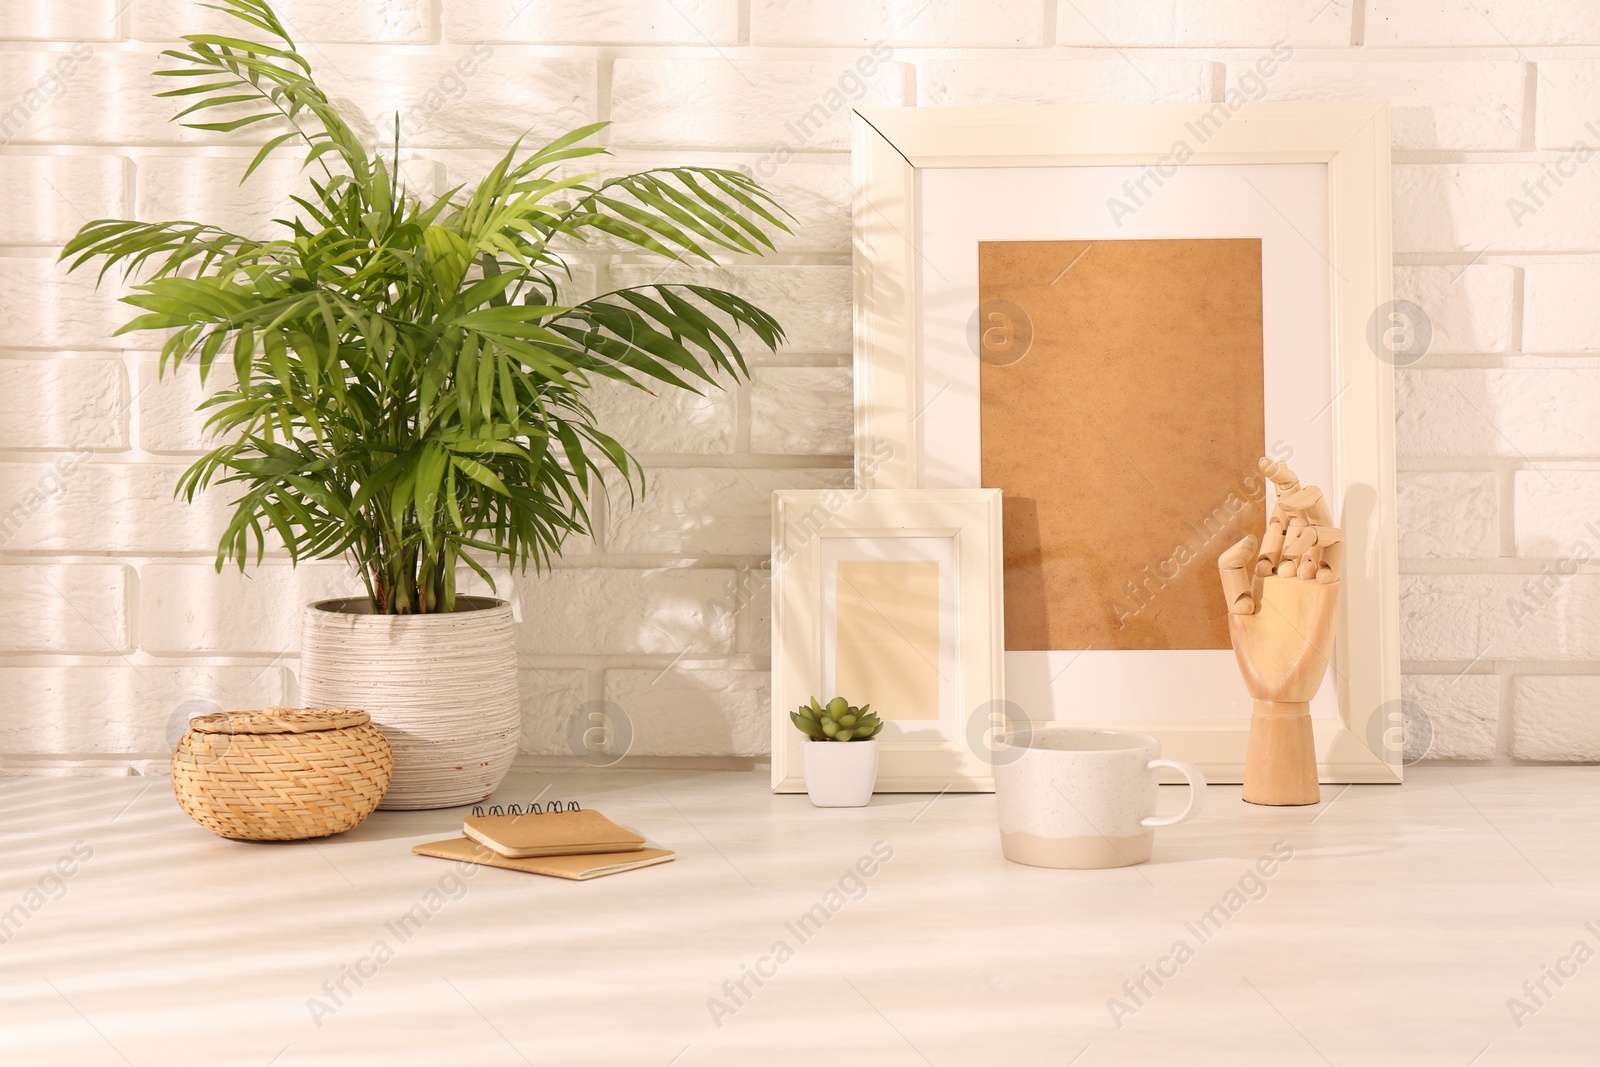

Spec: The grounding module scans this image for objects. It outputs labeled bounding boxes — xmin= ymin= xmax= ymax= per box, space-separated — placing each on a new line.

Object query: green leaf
xmin=451 ymin=456 xmax=510 ymax=496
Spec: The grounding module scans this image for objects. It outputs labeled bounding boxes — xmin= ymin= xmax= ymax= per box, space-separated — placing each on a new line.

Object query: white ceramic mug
xmin=993 ymin=728 xmax=1206 ymax=869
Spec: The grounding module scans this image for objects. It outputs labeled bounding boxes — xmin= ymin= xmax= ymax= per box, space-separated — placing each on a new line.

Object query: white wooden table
xmin=0 ymin=765 xmax=1594 ymax=1066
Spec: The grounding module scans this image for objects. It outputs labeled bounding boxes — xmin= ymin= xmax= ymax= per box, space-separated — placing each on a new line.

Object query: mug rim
xmin=994 ymin=725 xmax=1160 ymax=755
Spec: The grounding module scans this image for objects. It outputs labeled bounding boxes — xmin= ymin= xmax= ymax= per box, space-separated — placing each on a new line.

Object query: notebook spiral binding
xmin=471 ymin=800 xmax=581 ymax=818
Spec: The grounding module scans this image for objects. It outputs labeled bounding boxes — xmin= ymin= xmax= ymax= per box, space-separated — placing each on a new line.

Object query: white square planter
xmin=801 ymin=740 xmax=879 ymax=807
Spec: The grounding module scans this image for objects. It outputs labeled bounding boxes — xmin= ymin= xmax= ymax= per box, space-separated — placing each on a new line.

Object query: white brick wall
xmin=610 ymin=58 xmax=910 ymax=151
xmin=0 ymin=359 xmax=126 ymax=451
xmin=132 ymin=0 xmax=434 ymax=43
xmin=606 ymin=467 xmax=852 ymax=555
xmin=0 ymin=565 xmax=130 ymax=653
xmin=1394 ymin=265 xmax=1515 ymax=354
xmin=1056 ymin=0 xmax=1353 ymax=47
xmin=751 ymin=0 xmax=1046 ymax=48
xmin=0 ymin=156 xmax=124 ymax=245
xmin=1248 ymin=59 xmax=1525 ymax=151
xmin=606 ymin=667 xmax=770 ymax=756
xmin=1367 ymin=0 xmax=1600 ymax=47
xmin=1397 ymin=472 xmax=1499 ymax=559
xmin=917 ymin=59 xmax=1218 ymax=108
xmin=2 ymin=0 xmax=1599 ymax=767
xmin=1514 ymin=676 xmax=1600 ymax=759
xmin=445 ymin=1 xmax=739 ymax=46
xmin=1524 ymin=264 xmax=1600 ymax=351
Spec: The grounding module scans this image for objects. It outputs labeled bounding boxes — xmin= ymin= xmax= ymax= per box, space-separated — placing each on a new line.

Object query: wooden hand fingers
xmin=1220 ymin=534 xmax=1261 ymax=615
xmin=1249 ymin=457 xmax=1342 ymax=585
xmin=1255 ymin=516 xmax=1287 ymax=577
xmin=1259 ymin=457 xmax=1301 ymax=495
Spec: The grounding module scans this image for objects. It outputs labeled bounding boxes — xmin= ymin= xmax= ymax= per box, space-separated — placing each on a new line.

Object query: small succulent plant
xmin=791 ymin=697 xmax=884 ymax=742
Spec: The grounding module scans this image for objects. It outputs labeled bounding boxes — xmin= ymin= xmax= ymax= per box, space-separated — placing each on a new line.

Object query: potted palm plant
xmin=63 ymin=0 xmax=790 ymax=808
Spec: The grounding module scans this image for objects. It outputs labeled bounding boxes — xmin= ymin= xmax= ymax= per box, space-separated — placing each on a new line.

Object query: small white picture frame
xmin=850 ymin=102 xmax=1401 ymax=785
xmin=771 ymin=489 xmax=1005 ymax=793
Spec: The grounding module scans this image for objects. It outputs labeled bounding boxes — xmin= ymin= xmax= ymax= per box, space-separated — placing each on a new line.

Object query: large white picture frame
xmin=851 ymin=103 xmax=1401 ymax=785
xmin=771 ymin=489 xmax=1004 ymax=793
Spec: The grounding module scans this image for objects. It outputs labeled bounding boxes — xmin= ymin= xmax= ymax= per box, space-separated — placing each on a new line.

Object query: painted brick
xmin=133 ymin=0 xmax=432 ymax=42
xmin=1248 ymin=60 xmax=1524 ymax=151
xmin=0 ymin=460 xmax=230 ymax=552
xmin=607 ymin=467 xmax=851 ymax=556
xmin=0 ymin=155 xmax=123 ymax=245
xmin=0 ymin=47 xmax=105 ymax=147
xmin=314 ymin=53 xmax=597 ymax=151
xmin=137 ymin=360 xmax=230 ymax=454
xmin=1397 ymin=369 xmax=1600 ymax=459
xmin=1534 ymin=61 xmax=1600 ymax=149
xmin=1368 ymin=1 xmax=1600 ymax=47
xmin=918 ymin=59 xmax=1215 ymax=108
xmin=444 ymin=0 xmax=737 ymax=44
xmin=604 ymin=668 xmax=769 ymax=757
xmin=516 ymin=668 xmax=591 ymax=757
xmin=0 ymin=2 xmax=119 ymax=40
xmin=1394 ymin=163 xmax=1600 ymax=254
xmin=0 ymin=358 xmax=127 ymax=450
xmin=758 ymin=159 xmax=852 ymax=255
xmin=611 ymin=58 xmax=909 ymax=152
xmin=140 ymin=562 xmax=358 ymax=654
xmin=1513 ymin=470 xmax=1600 ymax=558
xmin=0 ymin=256 xmax=130 ymax=349
xmin=517 ymin=568 xmax=737 ymax=655
xmin=751 ymin=0 xmax=1045 ymax=47
xmin=1513 ymin=676 xmax=1600 ymax=760
xmin=0 ymin=666 xmax=290 ymax=754
xmin=1400 ymin=574 xmax=1600 ymax=662
xmin=608 ymin=265 xmax=851 ymax=354
xmin=1 ymin=51 xmax=595 ymax=151
xmin=1397 ymin=472 xmax=1498 ymax=559
xmin=1056 ymin=0 xmax=1352 ymax=46
xmin=1524 ymin=264 xmax=1600 ymax=352
xmin=738 ymin=567 xmax=773 ymax=655
xmin=1401 ymin=674 xmax=1499 ymax=761
xmin=584 ymin=374 xmax=738 ymax=456
xmin=1394 ymin=265 xmax=1515 ymax=355
xmin=750 ymin=367 xmax=852 ymax=455
xmin=136 ymin=156 xmax=313 ymax=239
xmin=0 ymin=51 xmax=202 ymax=147
xmin=0 ymin=565 xmax=130 ymax=653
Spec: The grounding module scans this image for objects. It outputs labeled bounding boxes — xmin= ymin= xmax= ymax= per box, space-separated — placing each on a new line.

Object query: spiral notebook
xmin=411 ymin=799 xmax=674 ymax=880
xmin=461 ymin=801 xmax=645 ymax=859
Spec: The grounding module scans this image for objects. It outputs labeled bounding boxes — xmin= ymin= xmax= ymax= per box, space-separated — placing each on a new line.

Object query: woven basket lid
xmin=189 ymin=706 xmax=371 ymax=735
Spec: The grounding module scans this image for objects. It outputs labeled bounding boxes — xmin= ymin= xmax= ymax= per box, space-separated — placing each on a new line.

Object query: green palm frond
xmin=61 ymin=0 xmax=791 ymax=614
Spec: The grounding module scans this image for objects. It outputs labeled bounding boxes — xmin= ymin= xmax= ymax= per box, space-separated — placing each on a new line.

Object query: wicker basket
xmin=172 ymin=707 xmax=393 ymax=841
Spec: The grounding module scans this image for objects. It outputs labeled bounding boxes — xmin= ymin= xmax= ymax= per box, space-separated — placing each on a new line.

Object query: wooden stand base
xmin=1242 ymin=699 xmax=1320 ymax=806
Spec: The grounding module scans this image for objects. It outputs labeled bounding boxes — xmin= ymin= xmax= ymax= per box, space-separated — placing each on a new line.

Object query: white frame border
xmin=851 ymin=103 xmax=1401 ymax=785
xmin=771 ymin=489 xmax=1004 ymax=793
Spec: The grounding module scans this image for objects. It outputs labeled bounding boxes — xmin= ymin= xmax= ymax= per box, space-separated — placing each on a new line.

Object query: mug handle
xmin=1140 ymin=759 xmax=1207 ymax=828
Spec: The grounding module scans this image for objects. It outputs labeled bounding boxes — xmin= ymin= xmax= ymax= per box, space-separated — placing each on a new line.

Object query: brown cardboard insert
xmin=977 ymin=238 xmax=1266 ymax=651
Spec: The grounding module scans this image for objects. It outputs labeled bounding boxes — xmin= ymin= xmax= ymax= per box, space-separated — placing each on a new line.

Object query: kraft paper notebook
xmin=461 ymin=802 xmax=644 ymax=859
xmin=413 ymin=837 xmax=675 ymax=881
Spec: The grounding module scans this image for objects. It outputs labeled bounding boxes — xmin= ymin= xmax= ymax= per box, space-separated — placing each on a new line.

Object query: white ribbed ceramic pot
xmin=299 ymin=596 xmax=519 ymax=810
